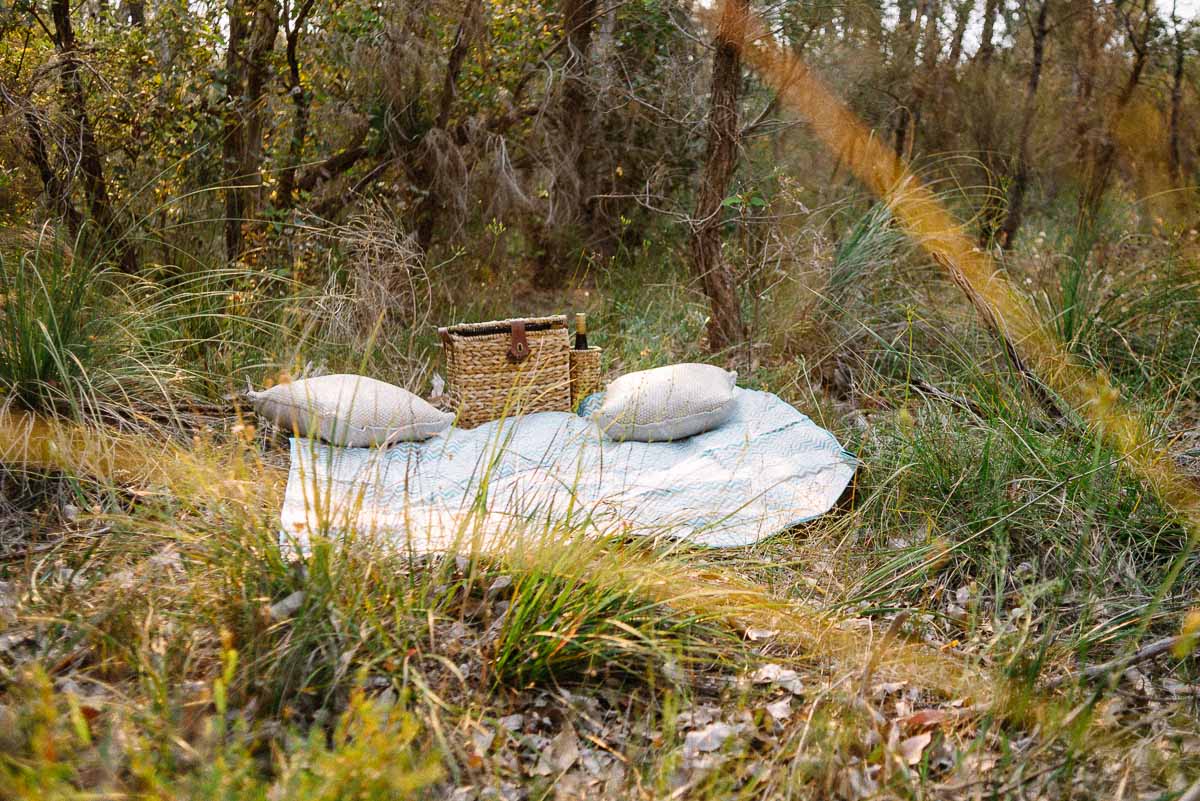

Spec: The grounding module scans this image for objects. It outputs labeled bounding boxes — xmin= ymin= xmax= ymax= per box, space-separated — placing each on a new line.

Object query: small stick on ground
xmin=1044 ymin=634 xmax=1190 ymax=689
xmin=910 ymin=378 xmax=987 ymax=420
xmin=1178 ymin=774 xmax=1200 ymax=801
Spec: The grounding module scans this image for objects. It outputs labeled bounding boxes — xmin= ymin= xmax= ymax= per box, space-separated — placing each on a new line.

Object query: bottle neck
xmin=574 ymin=313 xmax=588 ymax=350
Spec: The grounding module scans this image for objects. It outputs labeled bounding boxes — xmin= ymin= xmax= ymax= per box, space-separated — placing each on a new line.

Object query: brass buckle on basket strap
xmin=506 ymin=320 xmax=530 ymax=363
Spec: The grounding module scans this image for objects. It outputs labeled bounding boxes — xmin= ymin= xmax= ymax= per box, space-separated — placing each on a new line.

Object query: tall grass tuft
xmin=0 ymin=227 xmax=180 ymax=423
xmin=0 ymin=229 xmax=111 ymax=415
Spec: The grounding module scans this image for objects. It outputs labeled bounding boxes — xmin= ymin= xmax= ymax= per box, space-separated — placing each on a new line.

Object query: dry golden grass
xmin=0 ymin=408 xmax=285 ymax=510
xmin=0 ymin=406 xmax=985 ymax=702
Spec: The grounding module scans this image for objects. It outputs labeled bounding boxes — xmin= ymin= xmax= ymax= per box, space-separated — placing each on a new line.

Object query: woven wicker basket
xmin=440 ymin=316 xmax=572 ymax=428
xmin=569 ymin=347 xmax=602 ymax=409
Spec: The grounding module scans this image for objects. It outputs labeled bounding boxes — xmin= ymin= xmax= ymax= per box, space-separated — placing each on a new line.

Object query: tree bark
xmin=689 ymin=0 xmax=748 ymax=354
xmin=18 ymin=101 xmax=83 ymax=235
xmin=276 ymin=0 xmax=316 ymax=210
xmin=531 ymin=0 xmax=601 ymax=287
xmin=865 ymin=0 xmax=885 ymax=47
xmin=1068 ymin=0 xmax=1102 ymax=209
xmin=892 ymin=0 xmax=930 ymax=157
xmin=908 ymin=0 xmax=942 ymax=142
xmin=296 ymin=136 xmax=370 ymax=193
xmin=222 ymin=0 xmax=280 ymax=265
xmin=920 ymin=0 xmax=942 ymax=71
xmin=997 ymin=0 xmax=1049 ymax=249
xmin=559 ymin=0 xmax=599 ymax=208
xmin=947 ymin=0 xmax=973 ymax=67
xmin=1079 ymin=0 xmax=1153 ymax=227
xmin=223 ymin=5 xmax=249 ymax=262
xmin=414 ymin=0 xmax=483 ymax=251
xmin=1168 ymin=18 xmax=1187 ymax=186
xmin=977 ymin=0 xmax=1000 ymax=65
xmin=50 ymin=0 xmax=137 ymax=271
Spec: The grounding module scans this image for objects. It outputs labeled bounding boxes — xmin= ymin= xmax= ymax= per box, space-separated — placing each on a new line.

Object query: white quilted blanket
xmin=280 ymin=389 xmax=856 ymax=553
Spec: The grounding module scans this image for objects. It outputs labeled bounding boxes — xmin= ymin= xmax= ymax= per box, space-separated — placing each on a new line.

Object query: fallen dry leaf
xmin=751 ymin=664 xmax=804 ymax=694
xmin=745 ymin=627 xmax=778 ymax=642
xmin=765 ymin=697 xmax=792 ymax=722
xmin=676 ymin=705 xmax=720 ymax=728
xmin=682 ymin=722 xmax=735 ymax=759
xmin=267 ymin=590 xmax=305 ymax=621
xmin=473 ymin=726 xmax=495 ymax=755
xmin=533 ymin=725 xmax=580 ymax=775
xmin=902 ymin=709 xmax=947 ymax=731
xmin=898 ymin=731 xmax=932 ymax=766
xmin=872 ymin=681 xmax=907 ymax=697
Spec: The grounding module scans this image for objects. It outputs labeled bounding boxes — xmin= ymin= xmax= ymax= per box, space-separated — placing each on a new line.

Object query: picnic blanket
xmin=280 ymin=388 xmax=857 ymax=553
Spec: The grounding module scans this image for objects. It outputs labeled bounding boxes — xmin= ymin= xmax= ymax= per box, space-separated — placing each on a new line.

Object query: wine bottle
xmin=574 ymin=312 xmax=589 ymax=350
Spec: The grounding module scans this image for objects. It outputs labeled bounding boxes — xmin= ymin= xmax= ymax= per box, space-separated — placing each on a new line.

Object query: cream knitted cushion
xmin=591 ymin=363 xmax=737 ymax=442
xmin=246 ymin=374 xmax=453 ymax=447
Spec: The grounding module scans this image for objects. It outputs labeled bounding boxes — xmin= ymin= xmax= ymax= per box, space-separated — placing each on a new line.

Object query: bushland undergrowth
xmin=1 ymin=200 xmax=1199 ymax=799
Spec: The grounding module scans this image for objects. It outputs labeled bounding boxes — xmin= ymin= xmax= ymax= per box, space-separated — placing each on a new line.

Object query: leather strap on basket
xmin=506 ymin=320 xmax=530 ymax=363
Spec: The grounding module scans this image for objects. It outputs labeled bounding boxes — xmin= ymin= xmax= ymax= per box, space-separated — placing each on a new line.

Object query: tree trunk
xmin=560 ymin=0 xmax=600 ymax=219
xmin=222 ymin=0 xmax=279 ymax=265
xmin=414 ymin=0 xmax=482 ymax=252
xmin=920 ymin=0 xmax=942 ymax=71
xmin=19 ymin=102 xmax=83 ymax=235
xmin=1168 ymin=19 xmax=1187 ymax=185
xmin=947 ymin=0 xmax=973 ymax=67
xmin=1069 ymin=0 xmax=1102 ymax=205
xmin=865 ymin=0 xmax=885 ymax=47
xmin=897 ymin=0 xmax=918 ymax=44
xmin=689 ymin=0 xmax=748 ymax=354
xmin=1079 ymin=0 xmax=1152 ymax=227
xmin=892 ymin=0 xmax=928 ymax=157
xmin=223 ymin=5 xmax=249 ymax=263
xmin=998 ymin=0 xmax=1049 ymax=249
xmin=50 ymin=0 xmax=137 ymax=271
xmin=531 ymin=0 xmax=600 ymax=287
xmin=276 ymin=0 xmax=316 ymax=210
xmin=977 ymin=0 xmax=1000 ymax=65
xmin=907 ymin=0 xmax=941 ymax=144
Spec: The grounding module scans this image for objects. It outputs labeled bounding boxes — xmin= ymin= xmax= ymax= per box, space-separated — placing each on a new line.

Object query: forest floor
xmin=2 ymin=217 xmax=1200 ymax=800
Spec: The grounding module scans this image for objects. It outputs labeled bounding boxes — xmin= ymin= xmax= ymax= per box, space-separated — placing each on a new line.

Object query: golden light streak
xmin=1 ymin=408 xmax=981 ymax=697
xmin=714 ymin=4 xmax=1200 ymax=546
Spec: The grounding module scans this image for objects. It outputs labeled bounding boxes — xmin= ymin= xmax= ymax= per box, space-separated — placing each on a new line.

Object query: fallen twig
xmin=910 ymin=378 xmax=987 ymax=420
xmin=1044 ymin=634 xmax=1190 ymax=689
xmin=1179 ymin=773 xmax=1200 ymax=801
xmin=0 ymin=525 xmax=111 ymax=563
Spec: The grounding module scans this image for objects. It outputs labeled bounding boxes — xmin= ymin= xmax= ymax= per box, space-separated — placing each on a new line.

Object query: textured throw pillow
xmin=591 ymin=363 xmax=737 ymax=442
xmin=245 ymin=374 xmax=453 ymax=447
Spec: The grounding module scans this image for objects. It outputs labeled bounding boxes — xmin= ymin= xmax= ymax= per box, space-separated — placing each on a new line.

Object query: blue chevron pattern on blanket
xmin=280 ymin=388 xmax=857 ymax=552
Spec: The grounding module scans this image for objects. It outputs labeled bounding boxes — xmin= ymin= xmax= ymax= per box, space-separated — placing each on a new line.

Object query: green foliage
xmin=0 ymin=667 xmax=441 ymax=801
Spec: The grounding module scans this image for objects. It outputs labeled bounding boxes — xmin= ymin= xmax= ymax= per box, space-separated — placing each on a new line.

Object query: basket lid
xmin=443 ymin=315 xmax=567 ymax=338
